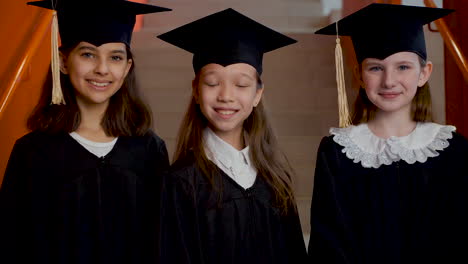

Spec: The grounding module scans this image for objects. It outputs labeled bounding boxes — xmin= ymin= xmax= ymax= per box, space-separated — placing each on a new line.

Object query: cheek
xmin=67 ymin=59 xmax=90 ymax=81
xmin=410 ymin=83 xmax=420 ymax=96
xmin=199 ymin=86 xmax=219 ymax=101
xmin=241 ymin=90 xmax=259 ymax=108
xmin=362 ymin=74 xmax=377 ymax=88
xmin=112 ymin=64 xmax=130 ymax=80
xmin=198 ymin=88 xmax=216 ymax=107
xmin=67 ymin=67 xmax=85 ymax=89
xmin=413 ymin=74 xmax=424 ymax=88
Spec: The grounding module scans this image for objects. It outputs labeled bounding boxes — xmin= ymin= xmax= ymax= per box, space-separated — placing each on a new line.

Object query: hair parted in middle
xmin=352 ymin=56 xmax=433 ymax=124
xmin=27 ymin=45 xmax=152 ymax=137
xmin=173 ymin=72 xmax=296 ymax=213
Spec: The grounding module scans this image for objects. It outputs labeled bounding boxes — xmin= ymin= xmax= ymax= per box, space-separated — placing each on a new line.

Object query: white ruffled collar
xmin=330 ymin=122 xmax=456 ymax=169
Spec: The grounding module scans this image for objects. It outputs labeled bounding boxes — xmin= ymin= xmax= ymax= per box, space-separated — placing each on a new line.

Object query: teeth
xmin=89 ymin=81 xmax=110 ymax=87
xmin=217 ymin=110 xmax=235 ymax=115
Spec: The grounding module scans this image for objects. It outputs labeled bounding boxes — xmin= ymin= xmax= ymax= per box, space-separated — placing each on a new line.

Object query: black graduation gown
xmin=308 ymin=132 xmax=468 ymax=264
xmin=159 ymin=155 xmax=308 ymax=264
xmin=0 ymin=131 xmax=169 ymax=264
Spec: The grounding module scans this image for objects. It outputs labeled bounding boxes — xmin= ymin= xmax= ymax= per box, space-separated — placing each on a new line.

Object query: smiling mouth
xmin=379 ymin=92 xmax=401 ymax=98
xmin=214 ymin=108 xmax=238 ymax=117
xmin=87 ymin=80 xmax=112 ymax=88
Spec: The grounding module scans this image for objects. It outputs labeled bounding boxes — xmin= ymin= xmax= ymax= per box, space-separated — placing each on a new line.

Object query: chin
xmin=211 ymin=122 xmax=242 ymax=134
xmin=377 ymin=103 xmax=411 ymax=113
xmin=83 ymin=96 xmax=111 ymax=105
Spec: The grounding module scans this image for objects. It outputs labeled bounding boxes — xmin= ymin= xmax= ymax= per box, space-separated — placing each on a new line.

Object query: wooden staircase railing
xmin=424 ymin=0 xmax=468 ymax=84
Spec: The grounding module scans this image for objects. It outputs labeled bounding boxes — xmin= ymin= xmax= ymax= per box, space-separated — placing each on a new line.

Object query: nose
xmin=217 ymin=84 xmax=234 ymax=102
xmin=382 ymin=69 xmax=397 ymax=89
xmin=94 ymin=58 xmax=109 ymax=76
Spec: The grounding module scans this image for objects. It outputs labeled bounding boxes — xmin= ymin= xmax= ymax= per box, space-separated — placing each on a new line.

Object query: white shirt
xmin=203 ymin=128 xmax=257 ymax=189
xmin=69 ymin=132 xmax=118 ymax=158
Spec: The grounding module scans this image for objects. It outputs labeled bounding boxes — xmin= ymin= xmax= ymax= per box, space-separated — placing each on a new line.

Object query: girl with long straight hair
xmin=158 ymin=8 xmax=308 ymax=264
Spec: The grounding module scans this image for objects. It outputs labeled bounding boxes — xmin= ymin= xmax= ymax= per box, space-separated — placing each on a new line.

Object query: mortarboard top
xmin=27 ymin=0 xmax=171 ymax=48
xmin=157 ymin=8 xmax=297 ymax=74
xmin=315 ymin=3 xmax=454 ymax=63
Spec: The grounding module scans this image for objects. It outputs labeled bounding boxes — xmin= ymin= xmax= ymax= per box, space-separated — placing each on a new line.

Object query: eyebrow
xmin=77 ymin=46 xmax=126 ymax=54
xmin=364 ymin=59 xmax=416 ymax=65
xmin=396 ymin=60 xmax=416 ymax=65
xmin=110 ymin=50 xmax=126 ymax=54
xmin=201 ymin=70 xmax=256 ymax=80
xmin=78 ymin=46 xmax=96 ymax=52
xmin=238 ymin=72 xmax=255 ymax=80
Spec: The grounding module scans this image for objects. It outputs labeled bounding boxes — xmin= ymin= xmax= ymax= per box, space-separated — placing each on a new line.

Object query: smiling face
xmin=61 ymin=41 xmax=132 ymax=109
xmin=195 ymin=63 xmax=263 ymax=142
xmin=361 ymin=51 xmax=432 ymax=117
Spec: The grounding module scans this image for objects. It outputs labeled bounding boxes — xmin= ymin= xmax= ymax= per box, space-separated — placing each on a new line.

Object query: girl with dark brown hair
xmin=309 ymin=3 xmax=468 ymax=264
xmin=0 ymin=1 xmax=170 ymax=263
xmin=157 ymin=8 xmax=308 ymax=264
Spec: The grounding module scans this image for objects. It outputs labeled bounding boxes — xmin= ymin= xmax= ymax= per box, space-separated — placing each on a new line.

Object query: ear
xmin=418 ymin=61 xmax=433 ymax=87
xmin=59 ymin=51 xmax=68 ymax=74
xmin=253 ymin=86 xmax=264 ymax=107
xmin=123 ymin=58 xmax=133 ymax=78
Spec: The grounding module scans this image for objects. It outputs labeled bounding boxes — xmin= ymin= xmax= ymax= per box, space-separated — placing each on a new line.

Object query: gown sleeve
xmin=283 ymin=204 xmax=309 ymax=263
xmin=0 ymin=138 xmax=33 ymax=263
xmin=159 ymin=169 xmax=204 ymax=264
xmin=308 ymin=136 xmax=354 ymax=264
xmin=149 ymin=132 xmax=170 ymax=176
xmin=141 ymin=132 xmax=170 ymax=263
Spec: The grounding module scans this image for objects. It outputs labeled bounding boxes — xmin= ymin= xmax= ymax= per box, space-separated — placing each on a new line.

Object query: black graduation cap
xmin=314 ymin=3 xmax=453 ymax=128
xmin=157 ymin=8 xmax=297 ymax=74
xmin=315 ymin=3 xmax=454 ymax=63
xmin=27 ymin=0 xmax=171 ymax=105
xmin=27 ymin=0 xmax=171 ymax=48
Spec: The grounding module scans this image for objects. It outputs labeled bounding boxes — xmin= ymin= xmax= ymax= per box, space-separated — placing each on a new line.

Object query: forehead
xmin=73 ymin=41 xmax=127 ymax=52
xmin=200 ymin=63 xmax=257 ymax=76
xmin=363 ymin=51 xmax=420 ymax=64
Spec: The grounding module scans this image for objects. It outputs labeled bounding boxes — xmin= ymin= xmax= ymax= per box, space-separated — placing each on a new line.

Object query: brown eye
xmin=368 ymin=66 xmax=382 ymax=72
xmin=111 ymin=55 xmax=124 ymax=61
xmin=398 ymin=65 xmax=410 ymax=70
xmin=81 ymin=52 xmax=95 ymax=58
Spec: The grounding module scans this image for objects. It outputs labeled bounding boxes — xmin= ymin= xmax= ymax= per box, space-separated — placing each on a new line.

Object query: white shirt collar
xmin=203 ymin=127 xmax=257 ymax=189
xmin=203 ymin=128 xmax=250 ymax=167
xmin=330 ymin=122 xmax=456 ymax=168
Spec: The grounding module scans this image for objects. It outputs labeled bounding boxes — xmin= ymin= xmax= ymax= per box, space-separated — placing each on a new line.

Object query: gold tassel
xmin=335 ymin=37 xmax=351 ymax=128
xmin=51 ymin=11 xmax=65 ymax=105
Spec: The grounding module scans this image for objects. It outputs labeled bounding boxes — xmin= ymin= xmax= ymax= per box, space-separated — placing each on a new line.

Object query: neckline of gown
xmin=65 ymin=132 xmax=122 ymax=161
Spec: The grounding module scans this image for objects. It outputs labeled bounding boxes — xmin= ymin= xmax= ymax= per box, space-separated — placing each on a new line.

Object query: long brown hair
xmin=352 ymin=56 xmax=433 ymax=124
xmin=27 ymin=45 xmax=152 ymax=136
xmin=173 ymin=73 xmax=296 ymax=213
